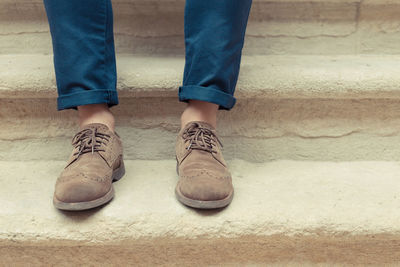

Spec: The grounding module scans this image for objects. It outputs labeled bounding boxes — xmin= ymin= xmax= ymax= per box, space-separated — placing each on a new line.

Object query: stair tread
xmin=2 ymin=54 xmax=400 ymax=99
xmin=2 ymin=159 xmax=400 ymax=243
xmin=0 ymin=0 xmax=370 ymax=4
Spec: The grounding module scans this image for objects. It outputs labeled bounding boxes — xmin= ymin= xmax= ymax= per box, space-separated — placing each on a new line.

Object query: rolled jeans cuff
xmin=57 ymin=89 xmax=119 ymax=110
xmin=178 ymin=85 xmax=236 ymax=110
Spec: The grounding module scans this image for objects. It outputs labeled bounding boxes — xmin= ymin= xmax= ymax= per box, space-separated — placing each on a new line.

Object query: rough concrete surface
xmin=2 ymin=160 xmax=400 ymax=265
xmin=3 ymin=97 xmax=400 ymax=162
xmin=2 ymin=0 xmax=400 ymax=54
xmin=3 ymin=54 xmax=400 ymax=99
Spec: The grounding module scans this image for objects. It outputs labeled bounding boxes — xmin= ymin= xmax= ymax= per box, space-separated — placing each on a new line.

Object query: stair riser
xmin=3 ymin=97 xmax=400 ymax=162
xmin=4 ymin=134 xmax=400 ymax=162
xmin=2 ymin=235 xmax=400 ymax=266
xmin=2 ymin=1 xmax=400 ymax=55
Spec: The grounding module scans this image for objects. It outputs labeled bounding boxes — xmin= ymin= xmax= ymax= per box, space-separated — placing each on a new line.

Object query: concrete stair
xmin=2 ymin=0 xmax=400 ymax=265
xmin=3 ymin=54 xmax=400 ymax=163
xmin=3 ymin=160 xmax=400 ymax=265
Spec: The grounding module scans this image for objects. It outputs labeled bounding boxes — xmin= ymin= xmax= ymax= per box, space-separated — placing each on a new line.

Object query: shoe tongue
xmin=184 ymin=121 xmax=215 ymax=131
xmin=81 ymin=123 xmax=110 ymax=133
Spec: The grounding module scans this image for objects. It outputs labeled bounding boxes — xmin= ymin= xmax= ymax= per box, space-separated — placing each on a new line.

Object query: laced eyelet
xmin=182 ymin=124 xmax=222 ymax=153
xmin=72 ymin=128 xmax=110 ymax=158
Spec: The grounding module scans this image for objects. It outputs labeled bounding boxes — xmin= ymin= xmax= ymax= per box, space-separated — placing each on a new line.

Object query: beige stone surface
xmin=2 ymin=0 xmax=400 ymax=55
xmin=2 ymin=159 xmax=400 ymax=264
xmin=3 ymin=54 xmax=400 ymax=99
xmin=5 ymin=159 xmax=400 ymax=239
xmin=3 ymin=97 xmax=400 ymax=162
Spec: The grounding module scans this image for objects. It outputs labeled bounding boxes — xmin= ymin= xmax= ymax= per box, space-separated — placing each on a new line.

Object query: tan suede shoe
xmin=53 ymin=123 xmax=125 ymax=211
xmin=175 ymin=121 xmax=233 ymax=209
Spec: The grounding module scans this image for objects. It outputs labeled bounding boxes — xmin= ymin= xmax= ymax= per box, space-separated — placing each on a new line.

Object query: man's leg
xmin=176 ymin=0 xmax=253 ymax=209
xmin=44 ymin=0 xmax=124 ymax=211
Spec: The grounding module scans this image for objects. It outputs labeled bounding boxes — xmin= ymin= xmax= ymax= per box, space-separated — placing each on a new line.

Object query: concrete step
xmin=1 ymin=0 xmax=400 ymax=55
xmin=1 ymin=159 xmax=400 ymax=265
xmin=4 ymin=54 xmax=400 ymax=99
xmin=3 ymin=54 xmax=400 ymax=162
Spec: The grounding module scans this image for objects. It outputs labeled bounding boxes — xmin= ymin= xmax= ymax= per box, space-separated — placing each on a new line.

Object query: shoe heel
xmin=112 ymin=159 xmax=125 ymax=182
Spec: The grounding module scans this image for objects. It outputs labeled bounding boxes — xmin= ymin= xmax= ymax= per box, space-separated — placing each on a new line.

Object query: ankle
xmin=77 ymin=104 xmax=115 ymax=132
xmin=180 ymin=100 xmax=218 ymax=129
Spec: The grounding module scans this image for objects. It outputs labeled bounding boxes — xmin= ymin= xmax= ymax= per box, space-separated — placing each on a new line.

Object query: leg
xmin=44 ymin=0 xmax=124 ymax=210
xmin=78 ymin=104 xmax=115 ymax=133
xmin=176 ymin=0 xmax=253 ymax=209
xmin=180 ymin=0 xmax=252 ymax=128
xmin=181 ymin=100 xmax=218 ymax=128
xmin=44 ymin=0 xmax=117 ymax=131
xmin=179 ymin=0 xmax=252 ymax=112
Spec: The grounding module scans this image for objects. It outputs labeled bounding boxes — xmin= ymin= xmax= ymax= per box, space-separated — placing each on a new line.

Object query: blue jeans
xmin=43 ymin=0 xmax=252 ymax=110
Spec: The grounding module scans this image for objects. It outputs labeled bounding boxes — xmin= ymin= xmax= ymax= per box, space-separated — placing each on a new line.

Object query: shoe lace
xmin=72 ymin=128 xmax=111 ymax=158
xmin=182 ymin=123 xmax=222 ymax=153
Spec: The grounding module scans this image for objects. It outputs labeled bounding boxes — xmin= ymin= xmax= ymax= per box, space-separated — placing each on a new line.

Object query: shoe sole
xmin=53 ymin=161 xmax=126 ymax=211
xmin=175 ymin=185 xmax=234 ymax=209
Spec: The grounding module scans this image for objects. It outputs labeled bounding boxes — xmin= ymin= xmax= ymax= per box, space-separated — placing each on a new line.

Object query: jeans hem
xmin=57 ymin=89 xmax=119 ymax=110
xmin=178 ymin=85 xmax=236 ymax=110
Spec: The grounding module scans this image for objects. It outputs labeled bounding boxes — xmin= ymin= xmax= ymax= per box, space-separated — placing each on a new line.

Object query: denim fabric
xmin=180 ymin=0 xmax=252 ymax=110
xmin=43 ymin=0 xmax=252 ymax=110
xmin=44 ymin=0 xmax=117 ymax=110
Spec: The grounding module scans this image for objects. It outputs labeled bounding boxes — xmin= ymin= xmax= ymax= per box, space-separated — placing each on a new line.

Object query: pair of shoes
xmin=53 ymin=122 xmax=233 ymax=211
